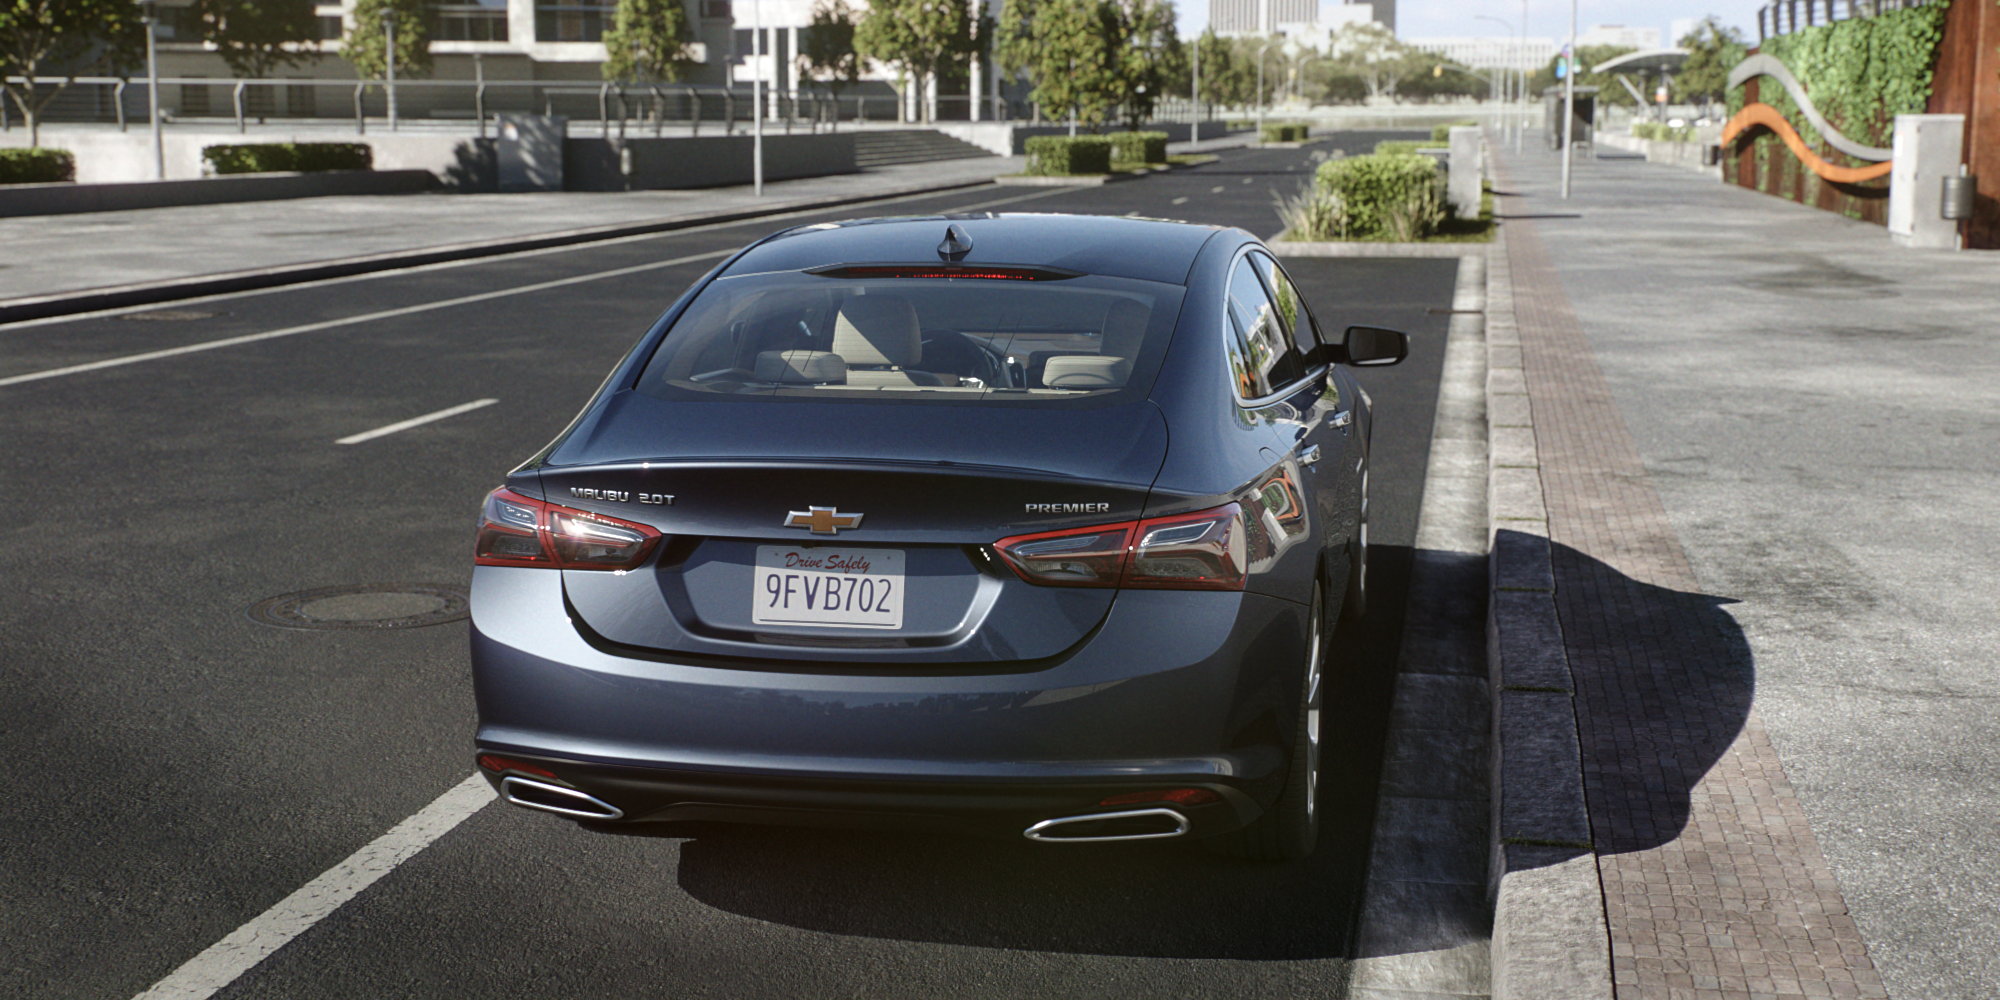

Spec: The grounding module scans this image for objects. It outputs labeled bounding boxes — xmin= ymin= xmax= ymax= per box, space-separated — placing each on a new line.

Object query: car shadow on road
xmin=669 ymin=544 xmax=1424 ymax=961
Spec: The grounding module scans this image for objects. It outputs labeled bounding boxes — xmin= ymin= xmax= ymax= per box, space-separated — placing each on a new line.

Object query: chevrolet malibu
xmin=469 ymin=213 xmax=1406 ymax=861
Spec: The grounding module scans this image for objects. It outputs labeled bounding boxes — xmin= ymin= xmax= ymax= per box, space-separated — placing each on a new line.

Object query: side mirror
xmin=1341 ymin=325 xmax=1408 ymax=367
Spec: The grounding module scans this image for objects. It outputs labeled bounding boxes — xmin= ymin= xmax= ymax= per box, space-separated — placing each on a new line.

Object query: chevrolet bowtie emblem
xmin=784 ymin=506 xmax=864 ymax=535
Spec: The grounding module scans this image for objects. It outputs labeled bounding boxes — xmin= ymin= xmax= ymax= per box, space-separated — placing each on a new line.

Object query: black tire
xmin=1341 ymin=466 xmax=1369 ymax=625
xmin=1206 ymin=583 xmax=1324 ymax=862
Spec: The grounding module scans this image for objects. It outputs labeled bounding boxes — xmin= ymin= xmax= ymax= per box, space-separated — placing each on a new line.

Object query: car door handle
xmin=1297 ymin=444 xmax=1322 ymax=465
xmin=1330 ymin=410 xmax=1353 ymax=429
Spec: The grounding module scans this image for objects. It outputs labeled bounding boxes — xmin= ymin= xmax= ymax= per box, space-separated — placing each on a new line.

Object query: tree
xmin=1104 ymin=0 xmax=1180 ymax=128
xmin=1325 ymin=21 xmax=1421 ymax=102
xmin=855 ymin=0 xmax=974 ymax=123
xmin=0 ymin=0 xmax=144 ymax=145
xmin=800 ymin=0 xmax=862 ymax=108
xmin=1674 ymin=16 xmax=1746 ymax=108
xmin=602 ymin=0 xmax=695 ymax=82
xmin=344 ymin=0 xmax=431 ymax=81
xmin=195 ymin=0 xmax=321 ymax=80
xmin=1398 ymin=60 xmax=1485 ymax=103
xmin=1189 ymin=30 xmax=1245 ymax=108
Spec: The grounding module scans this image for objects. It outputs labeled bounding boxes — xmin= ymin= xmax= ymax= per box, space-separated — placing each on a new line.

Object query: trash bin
xmin=497 ymin=113 xmax=566 ymax=192
xmin=1542 ymin=86 xmax=1597 ymax=150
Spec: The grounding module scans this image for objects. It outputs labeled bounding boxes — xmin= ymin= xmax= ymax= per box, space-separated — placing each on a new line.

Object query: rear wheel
xmin=1207 ymin=583 xmax=1324 ymax=862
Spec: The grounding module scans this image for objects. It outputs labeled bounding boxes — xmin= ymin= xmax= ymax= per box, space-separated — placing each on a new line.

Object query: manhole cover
xmin=247 ymin=583 xmax=469 ymax=630
xmin=121 ymin=309 xmax=220 ymax=321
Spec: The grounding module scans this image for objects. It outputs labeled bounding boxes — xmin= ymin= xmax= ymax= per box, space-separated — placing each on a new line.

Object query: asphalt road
xmin=0 ymin=136 xmax=1461 ymax=1000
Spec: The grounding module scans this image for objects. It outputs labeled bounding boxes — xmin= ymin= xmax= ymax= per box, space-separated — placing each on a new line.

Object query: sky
xmin=1174 ymin=0 xmax=1769 ymax=43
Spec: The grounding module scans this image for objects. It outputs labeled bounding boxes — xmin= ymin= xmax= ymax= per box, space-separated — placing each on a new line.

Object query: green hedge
xmin=202 ymin=142 xmax=373 ymax=175
xmin=1109 ymin=130 xmax=1169 ymax=165
xmin=0 ymin=147 xmax=77 ymax=184
xmin=1373 ymin=140 xmax=1445 ymax=156
xmin=1314 ymin=153 xmax=1445 ymax=241
xmin=1024 ymin=135 xmax=1113 ymax=176
xmin=1260 ymin=122 xmax=1309 ymax=143
xmin=1631 ymin=122 xmax=1695 ymax=142
xmin=1430 ymin=120 xmax=1477 ymax=142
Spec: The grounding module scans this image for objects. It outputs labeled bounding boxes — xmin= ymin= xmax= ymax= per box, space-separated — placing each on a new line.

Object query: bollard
xmin=1888 ymin=114 xmax=1966 ymax=249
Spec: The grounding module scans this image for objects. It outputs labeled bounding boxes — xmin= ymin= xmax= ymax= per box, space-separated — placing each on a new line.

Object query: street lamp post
xmin=1190 ymin=33 xmax=1199 ymax=144
xmin=383 ymin=8 xmax=398 ymax=131
xmin=751 ymin=0 xmax=763 ymax=196
xmin=1474 ymin=13 xmax=1513 ymax=144
xmin=1560 ymin=0 xmax=1577 ymax=199
xmin=142 ymin=1 xmax=163 ymax=179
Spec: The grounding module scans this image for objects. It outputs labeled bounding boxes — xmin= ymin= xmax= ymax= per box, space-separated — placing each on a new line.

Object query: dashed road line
xmin=131 ymin=775 xmax=495 ymax=1000
xmin=335 ymin=398 xmax=499 ymax=445
xmin=1172 ymin=196 xmax=1190 ymax=205
xmin=1210 ymin=185 xmax=1226 ymax=193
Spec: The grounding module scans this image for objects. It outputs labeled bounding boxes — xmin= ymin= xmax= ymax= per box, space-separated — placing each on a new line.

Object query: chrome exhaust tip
xmin=499 ymin=775 xmax=624 ymax=820
xmin=1023 ymin=807 xmax=1190 ymax=843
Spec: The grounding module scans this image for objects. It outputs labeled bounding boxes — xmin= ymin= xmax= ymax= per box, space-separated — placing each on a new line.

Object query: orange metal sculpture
xmin=1722 ymin=103 xmax=1895 ymax=183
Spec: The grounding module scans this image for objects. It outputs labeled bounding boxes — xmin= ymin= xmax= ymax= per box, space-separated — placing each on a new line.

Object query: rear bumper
xmin=469 ymin=567 xmax=1311 ymax=838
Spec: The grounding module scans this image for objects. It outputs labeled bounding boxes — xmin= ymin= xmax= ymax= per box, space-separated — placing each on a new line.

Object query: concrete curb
xmin=1482 ymin=221 xmax=1616 ymax=1000
xmin=0 ymin=169 xmax=440 ymax=218
xmin=0 ymin=173 xmax=1001 ymax=325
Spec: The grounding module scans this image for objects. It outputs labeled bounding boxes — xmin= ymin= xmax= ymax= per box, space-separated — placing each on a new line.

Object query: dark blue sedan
xmin=469 ymin=213 xmax=1406 ymax=861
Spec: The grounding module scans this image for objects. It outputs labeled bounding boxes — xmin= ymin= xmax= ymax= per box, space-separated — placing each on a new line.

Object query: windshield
xmin=635 ymin=271 xmax=1185 ymax=405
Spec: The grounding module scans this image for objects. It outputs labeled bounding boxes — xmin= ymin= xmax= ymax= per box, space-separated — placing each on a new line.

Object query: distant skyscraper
xmin=1354 ymin=0 xmax=1393 ymax=35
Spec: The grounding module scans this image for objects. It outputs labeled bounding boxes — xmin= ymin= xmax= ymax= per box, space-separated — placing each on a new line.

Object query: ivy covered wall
xmin=1724 ymin=2 xmax=1951 ymax=223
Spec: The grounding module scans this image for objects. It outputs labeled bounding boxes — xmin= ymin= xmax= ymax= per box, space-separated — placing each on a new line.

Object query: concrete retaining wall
xmin=563 ymin=133 xmax=856 ymax=190
xmin=934 ymin=121 xmax=1247 ymax=156
xmin=1598 ymin=131 xmax=1718 ymax=176
xmin=0 ymin=169 xmax=440 ymax=218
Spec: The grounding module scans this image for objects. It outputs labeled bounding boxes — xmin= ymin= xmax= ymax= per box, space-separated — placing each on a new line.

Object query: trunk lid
xmin=534 ymin=392 xmax=1168 ymax=667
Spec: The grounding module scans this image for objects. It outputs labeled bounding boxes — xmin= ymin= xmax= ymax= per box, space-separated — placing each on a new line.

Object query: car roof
xmin=719 ymin=213 xmax=1233 ymax=286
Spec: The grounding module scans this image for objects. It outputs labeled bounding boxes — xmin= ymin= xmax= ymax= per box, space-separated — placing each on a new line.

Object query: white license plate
xmin=752 ymin=545 xmax=905 ymax=630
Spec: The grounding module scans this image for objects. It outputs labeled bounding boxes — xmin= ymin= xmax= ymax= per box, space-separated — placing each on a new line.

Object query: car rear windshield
xmin=634 ymin=270 xmax=1185 ymax=405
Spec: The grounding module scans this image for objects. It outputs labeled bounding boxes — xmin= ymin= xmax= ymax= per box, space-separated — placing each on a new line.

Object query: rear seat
xmin=830 ymin=295 xmax=949 ymax=387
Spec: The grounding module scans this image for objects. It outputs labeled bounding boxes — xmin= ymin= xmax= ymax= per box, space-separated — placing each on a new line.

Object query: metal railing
xmin=1755 ymin=0 xmax=1942 ymax=41
xmin=0 ymin=75 xmax=1037 ymax=137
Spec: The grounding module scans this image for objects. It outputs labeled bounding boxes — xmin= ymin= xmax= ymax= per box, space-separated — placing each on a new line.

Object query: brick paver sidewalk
xmin=1501 ymin=196 xmax=1888 ymax=998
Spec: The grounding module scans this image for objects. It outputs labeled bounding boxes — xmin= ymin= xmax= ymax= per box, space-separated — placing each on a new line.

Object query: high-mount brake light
xmin=992 ymin=502 xmax=1248 ymax=591
xmin=804 ymin=263 xmax=1081 ymax=281
xmin=474 ymin=487 xmax=662 ymax=570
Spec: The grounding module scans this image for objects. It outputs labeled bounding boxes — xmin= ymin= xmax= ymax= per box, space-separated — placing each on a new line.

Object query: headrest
xmin=1042 ymin=355 xmax=1130 ymax=389
xmin=1102 ymin=298 xmax=1150 ymax=360
xmin=754 ymin=350 xmax=847 ymax=384
xmin=831 ymin=295 xmax=921 ymax=368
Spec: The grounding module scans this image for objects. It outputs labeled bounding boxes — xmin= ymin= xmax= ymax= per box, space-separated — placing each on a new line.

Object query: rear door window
xmin=1224 ymin=256 xmax=1305 ymax=400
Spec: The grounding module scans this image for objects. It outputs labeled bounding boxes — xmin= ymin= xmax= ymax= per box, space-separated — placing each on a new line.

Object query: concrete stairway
xmin=852 ymin=129 xmax=996 ymax=169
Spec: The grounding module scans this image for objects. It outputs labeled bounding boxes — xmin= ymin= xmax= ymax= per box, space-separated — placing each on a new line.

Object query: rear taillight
xmin=992 ymin=502 xmax=1246 ymax=591
xmin=474 ymin=487 xmax=661 ymax=570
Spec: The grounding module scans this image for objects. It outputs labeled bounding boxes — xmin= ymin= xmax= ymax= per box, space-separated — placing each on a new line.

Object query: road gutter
xmin=1271 ymin=242 xmax=1494 ymax=998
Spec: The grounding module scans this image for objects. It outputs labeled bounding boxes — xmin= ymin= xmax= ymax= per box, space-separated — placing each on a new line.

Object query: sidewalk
xmin=1488 ymin=137 xmax=1999 ymax=999
xmin=0 ymin=156 xmax=1018 ymax=314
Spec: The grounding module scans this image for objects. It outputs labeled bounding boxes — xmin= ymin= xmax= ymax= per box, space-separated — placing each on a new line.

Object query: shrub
xmin=0 ymin=147 xmax=77 ymax=184
xmin=202 ymin=142 xmax=373 ymax=175
xmin=1631 ymin=122 xmax=1695 ymax=143
xmin=1260 ymin=122 xmax=1309 ymax=143
xmin=1274 ymin=184 xmax=1345 ymax=242
xmin=1109 ymin=130 xmax=1169 ymax=165
xmin=1023 ymin=136 xmax=1113 ymax=176
xmin=1373 ymin=140 xmax=1445 ymax=156
xmin=1430 ymin=120 xmax=1477 ymax=142
xmin=1314 ymin=153 xmax=1446 ymax=241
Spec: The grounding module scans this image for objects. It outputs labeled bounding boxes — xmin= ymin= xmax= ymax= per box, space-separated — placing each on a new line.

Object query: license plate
xmin=752 ymin=545 xmax=905 ymax=630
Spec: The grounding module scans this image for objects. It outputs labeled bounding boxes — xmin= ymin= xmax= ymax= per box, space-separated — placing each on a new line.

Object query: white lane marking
xmin=131 ymin=774 xmax=495 ymax=1000
xmin=1241 ymin=177 xmax=1253 ymax=185
xmin=1172 ymin=196 xmax=1190 ymax=205
xmin=0 ymin=249 xmax=733 ymax=388
xmin=335 ymin=398 xmax=499 ymax=445
xmin=1210 ymin=185 xmax=1226 ymax=193
xmin=1 ymin=186 xmax=1072 ymax=334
